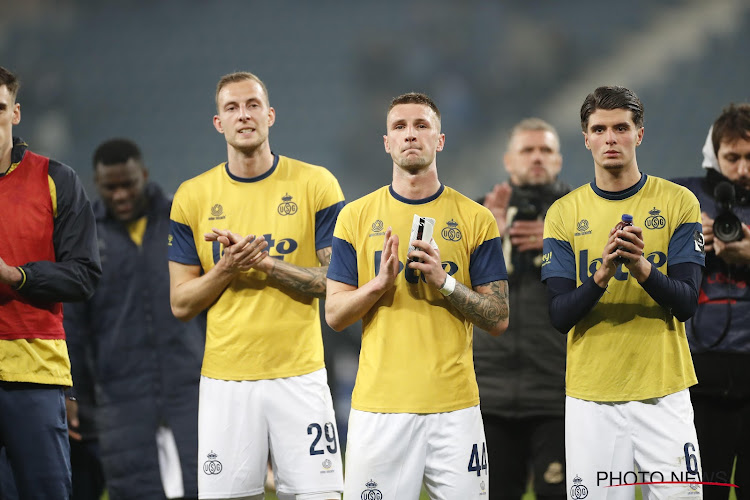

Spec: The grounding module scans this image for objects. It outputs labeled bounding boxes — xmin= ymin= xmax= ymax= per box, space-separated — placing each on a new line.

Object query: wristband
xmin=439 ymin=275 xmax=456 ymax=296
xmin=12 ymin=266 xmax=27 ymax=290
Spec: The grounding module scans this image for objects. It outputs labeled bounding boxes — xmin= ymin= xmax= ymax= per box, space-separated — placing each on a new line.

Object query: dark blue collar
xmin=388 ymin=183 xmax=444 ymax=205
xmin=225 ymin=154 xmax=279 ymax=183
xmin=591 ymin=173 xmax=647 ymax=200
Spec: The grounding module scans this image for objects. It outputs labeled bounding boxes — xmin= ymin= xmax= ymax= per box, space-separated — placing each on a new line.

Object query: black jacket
xmin=673 ymin=170 xmax=750 ymax=400
xmin=474 ymin=180 xmax=569 ymax=418
xmin=65 ymin=183 xmax=204 ymax=499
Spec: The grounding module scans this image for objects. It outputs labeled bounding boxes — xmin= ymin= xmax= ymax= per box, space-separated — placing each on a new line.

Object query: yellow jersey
xmin=328 ymin=185 xmax=507 ymax=413
xmin=169 ymin=155 xmax=344 ymax=380
xmin=542 ymin=174 xmax=705 ymax=401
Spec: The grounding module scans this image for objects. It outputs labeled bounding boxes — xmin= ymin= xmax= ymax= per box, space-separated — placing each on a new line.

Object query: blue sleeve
xmin=547 ymin=276 xmax=607 ymax=334
xmin=18 ymin=160 xmax=102 ymax=302
xmin=168 ymin=220 xmax=201 ymax=266
xmin=315 ymin=201 xmax=345 ymax=251
xmin=547 ymin=262 xmax=703 ymax=333
xmin=327 ymin=236 xmax=358 ymax=286
xmin=668 ymin=222 xmax=706 ymax=266
xmin=541 ymin=237 xmax=576 ymax=281
xmin=469 ymin=237 xmax=507 ymax=286
xmin=640 ymin=262 xmax=702 ymax=321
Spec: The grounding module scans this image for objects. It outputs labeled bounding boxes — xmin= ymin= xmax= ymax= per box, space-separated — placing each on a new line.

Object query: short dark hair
xmin=0 ymin=66 xmax=20 ymax=100
xmin=711 ymin=103 xmax=750 ymax=156
xmin=215 ymin=71 xmax=270 ymax=109
xmin=388 ymin=92 xmax=441 ymax=121
xmin=580 ymin=86 xmax=644 ymax=131
xmin=92 ymin=138 xmax=143 ymax=169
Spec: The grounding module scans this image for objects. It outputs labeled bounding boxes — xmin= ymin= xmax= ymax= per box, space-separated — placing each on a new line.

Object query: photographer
xmin=673 ymin=103 xmax=750 ymax=500
xmin=475 ymin=118 xmax=570 ymax=500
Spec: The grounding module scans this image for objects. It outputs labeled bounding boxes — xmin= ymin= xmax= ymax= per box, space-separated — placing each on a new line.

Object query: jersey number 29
xmin=308 ymin=422 xmax=338 ymax=455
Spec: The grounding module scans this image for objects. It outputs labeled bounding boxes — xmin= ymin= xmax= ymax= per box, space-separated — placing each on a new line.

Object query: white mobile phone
xmin=407 ymin=214 xmax=435 ymax=262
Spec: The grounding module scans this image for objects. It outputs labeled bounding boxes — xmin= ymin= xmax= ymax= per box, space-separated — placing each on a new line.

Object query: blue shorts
xmin=0 ymin=382 xmax=71 ymax=499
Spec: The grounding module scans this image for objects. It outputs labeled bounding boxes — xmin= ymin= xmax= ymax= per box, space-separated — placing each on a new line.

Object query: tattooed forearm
xmin=265 ymin=259 xmax=328 ymax=299
xmin=445 ymin=279 xmax=509 ymax=332
xmin=262 ymin=247 xmax=332 ymax=299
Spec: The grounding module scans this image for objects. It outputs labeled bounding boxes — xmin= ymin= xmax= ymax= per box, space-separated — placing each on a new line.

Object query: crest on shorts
xmin=361 ymin=479 xmax=383 ymax=500
xmin=203 ymin=451 xmax=223 ymax=475
xmin=570 ymin=475 xmax=588 ymax=499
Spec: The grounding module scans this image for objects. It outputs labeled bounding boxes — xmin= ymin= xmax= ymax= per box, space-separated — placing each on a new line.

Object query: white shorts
xmin=343 ymin=405 xmax=489 ymax=500
xmin=197 ymin=369 xmax=344 ymax=499
xmin=566 ymin=389 xmax=703 ymax=500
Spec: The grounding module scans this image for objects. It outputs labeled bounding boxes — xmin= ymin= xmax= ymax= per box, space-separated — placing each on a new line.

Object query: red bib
xmin=0 ymin=150 xmax=64 ymax=340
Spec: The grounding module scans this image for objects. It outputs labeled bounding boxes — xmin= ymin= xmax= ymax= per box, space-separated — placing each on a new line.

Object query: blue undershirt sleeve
xmin=546 ymin=276 xmax=606 ymax=334
xmin=547 ymin=262 xmax=702 ymax=334
xmin=639 ymin=262 xmax=702 ymax=321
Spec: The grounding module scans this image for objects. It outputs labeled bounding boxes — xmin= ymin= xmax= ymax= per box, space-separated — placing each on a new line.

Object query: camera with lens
xmin=511 ymin=186 xmax=544 ymax=221
xmin=513 ymin=198 xmax=541 ymax=221
xmin=713 ymin=181 xmax=744 ymax=242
